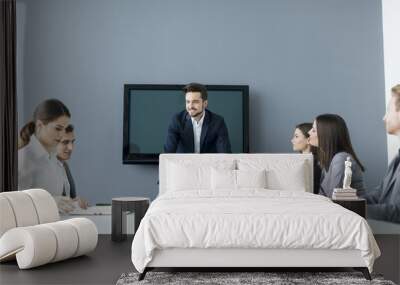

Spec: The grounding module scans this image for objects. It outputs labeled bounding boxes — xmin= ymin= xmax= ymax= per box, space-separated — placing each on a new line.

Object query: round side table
xmin=111 ymin=197 xmax=150 ymax=242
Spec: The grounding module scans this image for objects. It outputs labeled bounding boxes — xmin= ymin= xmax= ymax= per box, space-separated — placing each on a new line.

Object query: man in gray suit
xmin=365 ymin=84 xmax=400 ymax=223
xmin=56 ymin=124 xmax=88 ymax=209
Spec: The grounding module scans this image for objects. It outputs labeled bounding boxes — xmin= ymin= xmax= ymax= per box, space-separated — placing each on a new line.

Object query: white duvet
xmin=131 ymin=189 xmax=380 ymax=273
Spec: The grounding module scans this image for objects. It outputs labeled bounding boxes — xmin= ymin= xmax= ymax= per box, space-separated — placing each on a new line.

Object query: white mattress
xmin=131 ymin=190 xmax=380 ymax=273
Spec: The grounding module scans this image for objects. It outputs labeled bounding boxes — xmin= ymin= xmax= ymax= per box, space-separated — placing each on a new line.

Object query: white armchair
xmin=0 ymin=189 xmax=98 ymax=269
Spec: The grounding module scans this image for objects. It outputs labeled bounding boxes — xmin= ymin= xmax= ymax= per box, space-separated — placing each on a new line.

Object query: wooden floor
xmin=0 ymin=235 xmax=133 ymax=285
xmin=1 ymin=234 xmax=398 ymax=284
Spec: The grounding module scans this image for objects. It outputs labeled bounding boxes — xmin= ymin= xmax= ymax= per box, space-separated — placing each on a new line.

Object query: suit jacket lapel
xmin=380 ymin=155 xmax=400 ymax=200
xmin=200 ymin=110 xmax=210 ymax=153
xmin=184 ymin=113 xmax=194 ymax=153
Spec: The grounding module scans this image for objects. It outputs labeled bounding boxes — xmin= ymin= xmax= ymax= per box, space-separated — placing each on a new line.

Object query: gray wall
xmin=17 ymin=0 xmax=387 ymax=204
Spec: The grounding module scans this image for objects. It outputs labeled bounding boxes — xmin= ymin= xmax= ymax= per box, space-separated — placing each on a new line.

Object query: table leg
xmin=112 ymin=202 xmax=125 ymax=241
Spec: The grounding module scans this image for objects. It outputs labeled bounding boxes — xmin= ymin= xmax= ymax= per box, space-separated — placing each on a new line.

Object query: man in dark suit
xmin=365 ymin=84 xmax=400 ymax=223
xmin=164 ymin=83 xmax=231 ymax=153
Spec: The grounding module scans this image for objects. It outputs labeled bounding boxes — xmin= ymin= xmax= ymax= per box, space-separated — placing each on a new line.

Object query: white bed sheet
xmin=131 ymin=189 xmax=380 ymax=273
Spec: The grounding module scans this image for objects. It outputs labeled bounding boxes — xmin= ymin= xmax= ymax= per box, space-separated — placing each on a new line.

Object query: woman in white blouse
xmin=18 ymin=99 xmax=71 ymax=200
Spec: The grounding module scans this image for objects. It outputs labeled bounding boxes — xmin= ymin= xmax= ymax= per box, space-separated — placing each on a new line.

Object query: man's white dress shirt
xmin=191 ymin=112 xmax=205 ymax=153
xmin=56 ymin=159 xmax=70 ymax=197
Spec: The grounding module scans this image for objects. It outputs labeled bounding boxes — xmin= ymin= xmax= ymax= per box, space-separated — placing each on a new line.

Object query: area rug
xmin=116 ymin=271 xmax=396 ymax=285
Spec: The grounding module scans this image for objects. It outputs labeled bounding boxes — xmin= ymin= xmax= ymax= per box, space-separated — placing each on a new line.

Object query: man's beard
xmin=188 ymin=108 xmax=203 ymax=118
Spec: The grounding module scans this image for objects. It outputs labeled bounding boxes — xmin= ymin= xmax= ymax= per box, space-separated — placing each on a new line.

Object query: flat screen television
xmin=123 ymin=84 xmax=249 ymax=164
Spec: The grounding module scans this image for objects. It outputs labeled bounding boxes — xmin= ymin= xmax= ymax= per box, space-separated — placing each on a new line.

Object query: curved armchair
xmin=0 ymin=189 xmax=97 ymax=269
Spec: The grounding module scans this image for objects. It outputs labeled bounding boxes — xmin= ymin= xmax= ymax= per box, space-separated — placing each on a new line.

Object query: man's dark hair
xmin=183 ymin=83 xmax=208 ymax=101
xmin=65 ymin=124 xmax=74 ymax=133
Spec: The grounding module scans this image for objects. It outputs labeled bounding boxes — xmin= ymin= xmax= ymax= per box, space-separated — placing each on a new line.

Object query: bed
xmin=131 ymin=154 xmax=380 ymax=280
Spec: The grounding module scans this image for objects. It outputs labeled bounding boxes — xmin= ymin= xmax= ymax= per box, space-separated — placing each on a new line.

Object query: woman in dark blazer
xmin=291 ymin=122 xmax=321 ymax=194
xmin=308 ymin=114 xmax=366 ymax=198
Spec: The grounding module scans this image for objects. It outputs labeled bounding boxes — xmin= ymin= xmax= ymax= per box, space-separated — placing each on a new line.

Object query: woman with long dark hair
xmin=291 ymin=122 xmax=321 ymax=194
xmin=18 ymin=99 xmax=71 ymax=198
xmin=291 ymin=123 xmax=317 ymax=154
xmin=308 ymin=114 xmax=365 ymax=198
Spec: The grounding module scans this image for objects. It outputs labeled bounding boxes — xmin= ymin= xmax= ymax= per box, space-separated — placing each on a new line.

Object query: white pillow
xmin=211 ymin=168 xmax=236 ymax=190
xmin=211 ymin=168 xmax=267 ymax=190
xmin=237 ymin=169 xmax=267 ymax=188
xmin=237 ymin=159 xmax=308 ymax=191
xmin=167 ymin=160 xmax=235 ymax=192
xmin=268 ymin=162 xmax=307 ymax=191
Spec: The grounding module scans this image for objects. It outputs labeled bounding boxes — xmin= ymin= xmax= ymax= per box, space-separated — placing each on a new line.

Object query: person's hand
xmin=73 ymin=197 xmax=89 ymax=209
xmin=54 ymin=196 xmax=76 ymax=214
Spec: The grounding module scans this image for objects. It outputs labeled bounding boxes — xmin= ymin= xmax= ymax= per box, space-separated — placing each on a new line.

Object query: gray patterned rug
xmin=116 ymin=271 xmax=396 ymax=285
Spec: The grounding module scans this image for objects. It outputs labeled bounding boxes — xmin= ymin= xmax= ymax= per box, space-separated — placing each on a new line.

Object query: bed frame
xmin=139 ymin=248 xmax=371 ymax=280
xmin=138 ymin=154 xmax=373 ymax=281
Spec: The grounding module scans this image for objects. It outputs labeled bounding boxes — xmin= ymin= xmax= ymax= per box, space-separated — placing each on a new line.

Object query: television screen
xmin=123 ymin=84 xmax=249 ymax=163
